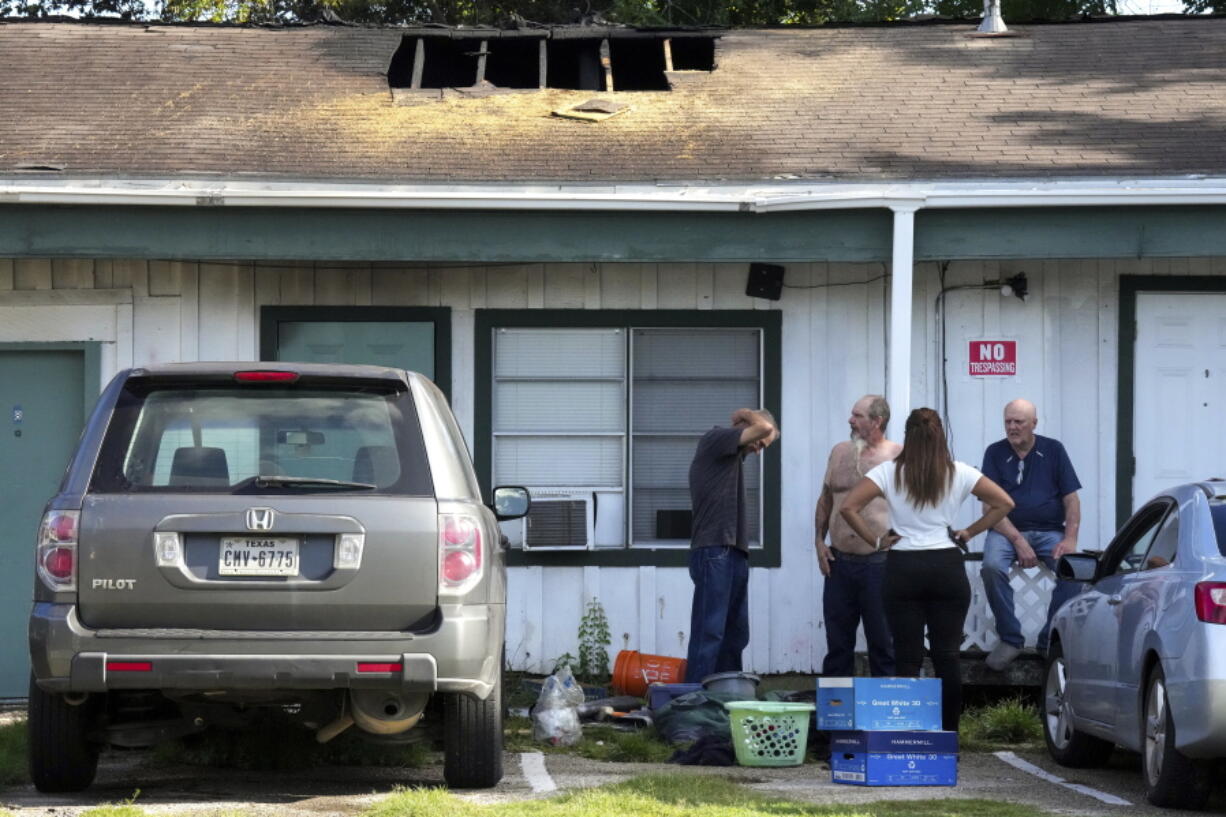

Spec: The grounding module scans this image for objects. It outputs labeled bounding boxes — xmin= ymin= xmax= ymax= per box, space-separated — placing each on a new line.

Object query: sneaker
xmin=986 ymin=642 xmax=1022 ymax=671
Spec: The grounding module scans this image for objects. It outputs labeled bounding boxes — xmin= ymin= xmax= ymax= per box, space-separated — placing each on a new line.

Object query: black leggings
xmin=883 ymin=548 xmax=971 ymax=732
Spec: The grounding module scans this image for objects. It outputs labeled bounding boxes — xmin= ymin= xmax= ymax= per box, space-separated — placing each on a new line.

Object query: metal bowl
xmin=700 ymin=671 xmax=761 ymax=698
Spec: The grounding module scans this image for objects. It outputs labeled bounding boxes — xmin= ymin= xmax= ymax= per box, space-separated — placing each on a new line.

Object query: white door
xmin=1133 ymin=292 xmax=1226 ymax=508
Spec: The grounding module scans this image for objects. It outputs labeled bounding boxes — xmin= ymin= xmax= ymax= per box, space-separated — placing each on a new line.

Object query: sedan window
xmin=1106 ymin=504 xmax=1170 ymax=576
xmin=1210 ymin=503 xmax=1226 ymax=558
xmin=1141 ymin=512 xmax=1178 ymax=571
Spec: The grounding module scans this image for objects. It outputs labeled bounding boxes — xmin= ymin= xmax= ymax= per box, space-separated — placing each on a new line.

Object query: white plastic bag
xmin=532 ymin=665 xmax=584 ymax=746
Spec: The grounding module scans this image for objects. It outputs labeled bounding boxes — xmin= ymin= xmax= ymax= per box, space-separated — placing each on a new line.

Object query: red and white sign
xmin=969 ymin=340 xmax=1017 ymax=376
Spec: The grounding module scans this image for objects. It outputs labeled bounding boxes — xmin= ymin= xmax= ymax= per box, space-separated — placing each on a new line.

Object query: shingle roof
xmin=2 ymin=18 xmax=1226 ymax=183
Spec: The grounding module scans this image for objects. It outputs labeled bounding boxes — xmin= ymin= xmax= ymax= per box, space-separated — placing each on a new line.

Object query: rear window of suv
xmin=92 ymin=382 xmax=433 ymax=495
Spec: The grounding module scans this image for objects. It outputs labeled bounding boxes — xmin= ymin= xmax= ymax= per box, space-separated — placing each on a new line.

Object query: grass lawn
xmin=0 ymin=721 xmax=25 ymax=787
xmin=372 ymin=774 xmax=1054 ymax=817
xmin=67 ymin=774 xmax=1062 ymax=817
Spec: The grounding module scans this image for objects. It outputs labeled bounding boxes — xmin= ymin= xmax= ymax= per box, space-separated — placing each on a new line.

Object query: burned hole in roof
xmin=669 ymin=36 xmax=715 ymax=71
xmin=387 ymin=29 xmax=718 ymax=94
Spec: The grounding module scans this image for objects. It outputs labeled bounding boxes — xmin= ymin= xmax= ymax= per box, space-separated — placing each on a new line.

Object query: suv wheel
xmin=1142 ymin=665 xmax=1212 ymax=810
xmin=1042 ymin=642 xmax=1113 ymax=768
xmin=28 ymin=675 xmax=100 ymax=792
xmin=443 ymin=675 xmax=503 ymax=789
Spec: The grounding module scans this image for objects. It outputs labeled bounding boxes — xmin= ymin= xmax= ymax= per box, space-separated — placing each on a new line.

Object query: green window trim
xmin=259 ymin=306 xmax=452 ymax=399
xmin=474 ymin=309 xmax=782 ymax=568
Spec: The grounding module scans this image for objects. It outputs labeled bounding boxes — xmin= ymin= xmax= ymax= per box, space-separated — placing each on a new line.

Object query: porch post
xmin=888 ymin=206 xmax=917 ymax=423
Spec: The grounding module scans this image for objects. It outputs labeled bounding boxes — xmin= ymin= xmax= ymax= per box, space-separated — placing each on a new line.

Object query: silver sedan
xmin=1043 ymin=480 xmax=1226 ymax=810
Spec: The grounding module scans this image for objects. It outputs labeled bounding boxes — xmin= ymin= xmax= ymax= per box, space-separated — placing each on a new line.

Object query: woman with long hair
xmin=841 ymin=407 xmax=1013 ymax=732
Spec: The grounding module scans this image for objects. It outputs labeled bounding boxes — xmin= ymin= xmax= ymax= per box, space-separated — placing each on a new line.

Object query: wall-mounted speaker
xmin=746 ymin=263 xmax=785 ymax=301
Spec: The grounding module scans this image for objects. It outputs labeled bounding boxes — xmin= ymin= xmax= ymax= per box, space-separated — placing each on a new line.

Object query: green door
xmin=261 ymin=308 xmax=451 ymax=397
xmin=0 ymin=349 xmax=87 ymax=697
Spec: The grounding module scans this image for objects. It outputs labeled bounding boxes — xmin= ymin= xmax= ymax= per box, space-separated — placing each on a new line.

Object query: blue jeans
xmin=821 ymin=553 xmax=894 ymax=677
xmin=981 ymin=529 xmax=1080 ymax=651
xmin=685 ymin=545 xmax=749 ymax=683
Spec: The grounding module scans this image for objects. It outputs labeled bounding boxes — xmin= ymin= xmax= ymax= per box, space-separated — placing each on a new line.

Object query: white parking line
xmin=520 ymin=752 xmax=557 ymax=794
xmin=994 ymin=751 xmax=1132 ymax=806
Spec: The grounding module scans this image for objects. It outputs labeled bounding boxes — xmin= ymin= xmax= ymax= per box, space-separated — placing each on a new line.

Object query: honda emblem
xmin=246 ymin=508 xmax=275 ymax=531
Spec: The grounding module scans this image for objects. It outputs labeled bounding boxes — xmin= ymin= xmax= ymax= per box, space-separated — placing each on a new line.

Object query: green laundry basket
xmin=724 ymin=701 xmax=815 ymax=767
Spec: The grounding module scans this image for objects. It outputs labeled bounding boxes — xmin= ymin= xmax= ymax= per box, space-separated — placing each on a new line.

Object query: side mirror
xmin=1057 ymin=553 xmax=1099 ymax=583
xmin=492 ymin=486 xmax=531 ymax=521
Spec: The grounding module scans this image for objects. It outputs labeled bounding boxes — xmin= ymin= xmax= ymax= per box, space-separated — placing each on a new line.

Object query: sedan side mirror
xmin=491 ymin=486 xmax=531 ymax=521
xmin=1057 ymin=553 xmax=1100 ymax=583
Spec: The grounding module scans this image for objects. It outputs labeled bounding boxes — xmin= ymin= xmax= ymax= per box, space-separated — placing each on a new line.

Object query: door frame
xmin=259 ymin=306 xmax=452 ymax=399
xmin=0 ymin=342 xmax=101 ymax=419
xmin=1116 ymin=276 xmax=1226 ymax=527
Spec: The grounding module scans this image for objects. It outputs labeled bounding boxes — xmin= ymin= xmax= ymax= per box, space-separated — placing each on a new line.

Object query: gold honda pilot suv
xmin=28 ymin=362 xmax=528 ymax=792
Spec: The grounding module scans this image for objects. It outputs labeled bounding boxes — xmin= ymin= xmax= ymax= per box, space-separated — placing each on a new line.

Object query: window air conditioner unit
xmin=521 ymin=489 xmax=594 ymax=550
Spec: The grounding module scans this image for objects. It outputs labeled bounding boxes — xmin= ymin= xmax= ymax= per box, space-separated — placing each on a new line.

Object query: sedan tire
xmin=1042 ymin=641 xmax=1113 ymax=768
xmin=1142 ymin=665 xmax=1212 ymax=810
xmin=27 ymin=675 xmax=100 ymax=793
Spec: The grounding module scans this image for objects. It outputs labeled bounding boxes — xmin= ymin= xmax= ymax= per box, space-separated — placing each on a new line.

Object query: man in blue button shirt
xmin=980 ymin=399 xmax=1081 ymax=671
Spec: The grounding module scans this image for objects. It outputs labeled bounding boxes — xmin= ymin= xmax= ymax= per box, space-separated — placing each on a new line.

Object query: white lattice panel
xmin=962 ymin=561 xmax=1056 ymax=651
xmin=846 ymin=560 xmax=1056 ymax=658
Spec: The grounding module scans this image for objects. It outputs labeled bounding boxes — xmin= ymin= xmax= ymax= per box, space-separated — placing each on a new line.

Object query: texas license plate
xmin=219 ymin=537 xmax=299 ymax=576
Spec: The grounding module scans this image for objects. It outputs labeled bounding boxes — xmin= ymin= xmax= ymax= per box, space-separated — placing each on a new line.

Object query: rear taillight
xmin=234 ymin=370 xmax=299 ymax=383
xmin=1195 ymin=582 xmax=1226 ymax=624
xmin=439 ymin=513 xmax=483 ymax=595
xmin=357 ymin=662 xmax=402 ymax=674
xmin=107 ymin=661 xmax=152 ymax=672
xmin=37 ymin=510 xmax=79 ymax=592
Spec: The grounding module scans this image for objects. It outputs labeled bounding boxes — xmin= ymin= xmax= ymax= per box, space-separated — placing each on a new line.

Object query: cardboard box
xmin=817 ymin=677 xmax=942 ymax=732
xmin=817 ymin=677 xmax=855 ymax=729
xmin=830 ymin=730 xmax=958 ymax=786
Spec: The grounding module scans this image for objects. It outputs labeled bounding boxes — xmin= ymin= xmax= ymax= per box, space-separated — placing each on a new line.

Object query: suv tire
xmin=1042 ymin=642 xmax=1113 ymax=768
xmin=1142 ymin=665 xmax=1212 ymax=810
xmin=28 ymin=675 xmax=100 ymax=793
xmin=443 ymin=675 xmax=503 ymax=789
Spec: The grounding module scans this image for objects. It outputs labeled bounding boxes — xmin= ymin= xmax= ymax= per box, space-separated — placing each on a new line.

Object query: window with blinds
xmin=492 ymin=325 xmax=762 ymax=549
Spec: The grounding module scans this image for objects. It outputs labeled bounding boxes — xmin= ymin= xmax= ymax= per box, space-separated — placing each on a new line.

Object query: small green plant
xmin=960 ymin=696 xmax=1043 ymax=750
xmin=78 ymin=790 xmax=143 ymax=817
xmin=576 ymin=598 xmax=611 ymax=683
xmin=550 ymin=652 xmax=577 ymax=675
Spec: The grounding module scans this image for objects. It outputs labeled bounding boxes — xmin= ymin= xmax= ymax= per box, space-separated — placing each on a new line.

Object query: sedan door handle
xmin=1107 ymin=594 xmax=1123 ymax=605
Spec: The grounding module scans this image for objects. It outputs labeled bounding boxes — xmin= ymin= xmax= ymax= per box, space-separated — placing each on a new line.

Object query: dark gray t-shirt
xmin=688 ymin=426 xmax=747 ymax=551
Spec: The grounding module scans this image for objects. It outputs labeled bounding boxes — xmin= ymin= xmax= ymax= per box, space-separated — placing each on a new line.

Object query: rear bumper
xmin=1169 ymin=676 xmax=1226 ymax=757
xmin=30 ymin=602 xmax=504 ymax=699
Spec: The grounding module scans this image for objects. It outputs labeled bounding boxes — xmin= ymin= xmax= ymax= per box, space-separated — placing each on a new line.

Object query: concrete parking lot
xmin=3 ymin=744 xmax=1224 ymax=817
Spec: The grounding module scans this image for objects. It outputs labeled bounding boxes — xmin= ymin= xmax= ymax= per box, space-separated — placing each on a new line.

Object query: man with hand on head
xmin=685 ymin=408 xmax=779 ymax=684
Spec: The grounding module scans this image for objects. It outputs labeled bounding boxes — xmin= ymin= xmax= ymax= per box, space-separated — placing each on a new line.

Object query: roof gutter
xmin=4 ymin=179 xmax=1226 ymax=212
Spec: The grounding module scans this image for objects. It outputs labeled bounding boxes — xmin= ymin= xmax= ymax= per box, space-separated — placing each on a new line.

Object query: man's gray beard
xmin=851 ymin=433 xmax=867 ymax=476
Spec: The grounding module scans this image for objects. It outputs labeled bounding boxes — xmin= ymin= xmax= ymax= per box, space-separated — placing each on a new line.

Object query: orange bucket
xmin=612 ymin=650 xmax=688 ymax=697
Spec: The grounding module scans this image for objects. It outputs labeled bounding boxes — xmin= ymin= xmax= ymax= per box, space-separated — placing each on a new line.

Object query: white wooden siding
xmin=0 ymin=256 xmax=1219 ymax=673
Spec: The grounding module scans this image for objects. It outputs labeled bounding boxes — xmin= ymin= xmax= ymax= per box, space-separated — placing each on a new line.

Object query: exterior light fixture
xmin=1000 ymin=273 xmax=1028 ymax=302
